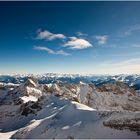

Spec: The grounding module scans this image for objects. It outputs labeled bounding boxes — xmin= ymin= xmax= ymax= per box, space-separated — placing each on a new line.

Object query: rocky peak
xmin=22 ymin=77 xmax=38 ymax=88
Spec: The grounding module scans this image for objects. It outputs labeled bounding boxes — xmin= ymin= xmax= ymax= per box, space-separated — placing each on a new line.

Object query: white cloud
xmin=63 ymin=37 xmax=92 ymax=49
xmin=94 ymin=35 xmax=108 ymax=45
xmin=36 ymin=29 xmax=66 ymax=40
xmin=33 ymin=46 xmax=70 ymax=56
xmin=35 ymin=29 xmax=92 ymax=50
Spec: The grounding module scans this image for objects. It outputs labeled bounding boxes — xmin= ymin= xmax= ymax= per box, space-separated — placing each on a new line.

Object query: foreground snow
xmin=11 ymin=97 xmax=140 ymax=139
xmin=0 ymin=130 xmax=17 ymax=139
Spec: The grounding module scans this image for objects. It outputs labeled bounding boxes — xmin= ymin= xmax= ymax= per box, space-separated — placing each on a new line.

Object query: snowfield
xmin=11 ymin=97 xmax=140 ymax=139
xmin=0 ymin=76 xmax=140 ymax=139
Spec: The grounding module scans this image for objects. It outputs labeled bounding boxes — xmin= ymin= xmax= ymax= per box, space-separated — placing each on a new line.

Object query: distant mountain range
xmin=0 ymin=73 xmax=140 ymax=90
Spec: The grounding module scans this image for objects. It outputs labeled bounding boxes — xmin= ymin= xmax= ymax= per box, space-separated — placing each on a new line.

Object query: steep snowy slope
xmin=11 ymin=96 xmax=140 ymax=139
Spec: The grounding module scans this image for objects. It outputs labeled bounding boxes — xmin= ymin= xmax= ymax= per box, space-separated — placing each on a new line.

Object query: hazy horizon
xmin=1 ymin=72 xmax=140 ymax=76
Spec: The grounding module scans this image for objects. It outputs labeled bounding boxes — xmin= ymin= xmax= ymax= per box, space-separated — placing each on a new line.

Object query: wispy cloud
xmin=33 ymin=46 xmax=70 ymax=56
xmin=36 ymin=29 xmax=66 ymax=40
xmin=94 ymin=35 xmax=108 ymax=45
xmin=120 ymin=24 xmax=140 ymax=37
xmin=63 ymin=37 xmax=92 ymax=49
xmin=76 ymin=32 xmax=88 ymax=37
xmin=103 ymin=58 xmax=140 ymax=67
xmin=97 ymin=58 xmax=140 ymax=74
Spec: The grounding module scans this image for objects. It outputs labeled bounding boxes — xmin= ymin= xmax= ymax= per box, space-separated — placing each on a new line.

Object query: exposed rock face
xmin=0 ymin=78 xmax=43 ymax=119
xmin=1 ymin=78 xmax=140 ymax=113
xmin=22 ymin=78 xmax=38 ymax=88
xmin=12 ymin=77 xmax=42 ymax=98
xmin=20 ymin=100 xmax=42 ymax=116
xmin=103 ymin=111 xmax=140 ymax=135
xmin=41 ymin=81 xmax=140 ymax=111
xmin=97 ymin=81 xmax=136 ymax=95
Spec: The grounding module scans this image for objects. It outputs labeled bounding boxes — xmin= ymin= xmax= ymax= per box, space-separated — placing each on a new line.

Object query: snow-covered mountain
xmin=1 ymin=73 xmax=140 ymax=90
xmin=0 ymin=77 xmax=140 ymax=138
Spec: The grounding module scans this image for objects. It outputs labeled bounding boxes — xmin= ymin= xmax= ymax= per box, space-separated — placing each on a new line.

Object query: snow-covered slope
xmin=0 ymin=77 xmax=140 ymax=138
xmin=0 ymin=78 xmax=43 ymax=133
xmin=42 ymin=81 xmax=140 ymax=111
xmin=11 ymin=96 xmax=140 ymax=139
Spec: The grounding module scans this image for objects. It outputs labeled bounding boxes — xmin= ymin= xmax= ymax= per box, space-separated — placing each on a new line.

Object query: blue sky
xmin=1 ymin=1 xmax=140 ymax=74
